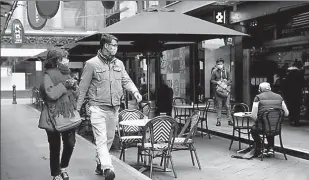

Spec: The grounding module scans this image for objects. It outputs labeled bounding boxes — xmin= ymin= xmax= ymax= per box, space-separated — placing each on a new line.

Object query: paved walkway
xmin=111 ymin=135 xmax=309 ymax=180
xmin=205 ymin=112 xmax=309 ymax=154
xmin=0 ymin=103 xmax=150 ymax=180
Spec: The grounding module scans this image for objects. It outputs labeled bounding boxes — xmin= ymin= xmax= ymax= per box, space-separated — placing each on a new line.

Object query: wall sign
xmin=106 ymin=12 xmax=120 ymax=27
xmin=214 ymin=10 xmax=228 ymax=24
xmin=27 ymin=1 xmax=47 ymax=30
xmin=11 ymin=19 xmax=24 ymax=47
xmin=36 ymin=1 xmax=60 ymax=19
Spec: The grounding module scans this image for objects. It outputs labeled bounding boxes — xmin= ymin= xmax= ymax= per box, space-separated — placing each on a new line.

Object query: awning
xmin=0 ymin=48 xmax=47 ymax=57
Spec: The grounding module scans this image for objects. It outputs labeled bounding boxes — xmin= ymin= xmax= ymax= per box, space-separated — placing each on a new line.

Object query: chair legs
xmin=279 ymin=134 xmax=288 ymax=160
xmin=169 ymin=154 xmax=177 ymax=178
xmin=229 ymin=129 xmax=235 ymax=150
xmin=189 ymin=148 xmax=195 ymax=166
xmin=119 ymin=146 xmax=126 ymax=162
xmin=191 ymin=144 xmax=202 ymax=170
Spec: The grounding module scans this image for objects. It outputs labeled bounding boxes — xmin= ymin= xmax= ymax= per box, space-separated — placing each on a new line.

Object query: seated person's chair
xmin=256 ymin=108 xmax=287 ymax=161
xmin=229 ymin=103 xmax=251 ymax=150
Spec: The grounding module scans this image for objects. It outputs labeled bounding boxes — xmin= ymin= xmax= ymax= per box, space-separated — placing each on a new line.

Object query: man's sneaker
xmin=228 ymin=121 xmax=233 ymax=126
xmin=95 ymin=164 xmax=103 ymax=175
xmin=104 ymin=169 xmax=115 ymax=180
xmin=52 ymin=175 xmax=63 ymax=180
xmin=60 ymin=171 xmax=69 ymax=180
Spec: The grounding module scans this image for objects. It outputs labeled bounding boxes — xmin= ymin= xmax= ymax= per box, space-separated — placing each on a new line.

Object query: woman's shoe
xmin=216 ymin=121 xmax=221 ymax=126
xmin=52 ymin=175 xmax=63 ymax=180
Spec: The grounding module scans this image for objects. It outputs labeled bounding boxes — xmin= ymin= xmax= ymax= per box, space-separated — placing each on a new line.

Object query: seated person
xmin=250 ymin=82 xmax=289 ymax=157
xmin=156 ymin=80 xmax=174 ymax=116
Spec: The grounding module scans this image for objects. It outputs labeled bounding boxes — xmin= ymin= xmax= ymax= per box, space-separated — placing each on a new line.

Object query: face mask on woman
xmin=60 ymin=57 xmax=70 ymax=66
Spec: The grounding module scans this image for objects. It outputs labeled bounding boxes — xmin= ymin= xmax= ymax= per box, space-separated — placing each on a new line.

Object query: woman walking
xmin=38 ymin=48 xmax=79 ymax=180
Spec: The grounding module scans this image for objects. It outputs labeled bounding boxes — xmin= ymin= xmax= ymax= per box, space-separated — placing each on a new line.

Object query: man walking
xmin=211 ymin=58 xmax=232 ymax=126
xmin=77 ymin=34 xmax=142 ymax=180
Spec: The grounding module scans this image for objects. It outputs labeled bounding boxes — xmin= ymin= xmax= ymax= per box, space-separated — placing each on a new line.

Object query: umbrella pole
xmin=146 ymin=52 xmax=150 ymax=102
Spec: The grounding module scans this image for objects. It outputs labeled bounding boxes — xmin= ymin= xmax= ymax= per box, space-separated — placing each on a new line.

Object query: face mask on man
xmin=217 ymin=64 xmax=223 ymax=69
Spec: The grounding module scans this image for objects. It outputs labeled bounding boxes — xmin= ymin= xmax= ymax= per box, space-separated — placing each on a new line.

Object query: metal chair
xmin=118 ymin=109 xmax=146 ymax=162
xmin=173 ymin=97 xmax=190 ymax=124
xmin=139 ymin=101 xmax=151 ymax=117
xmin=195 ymin=99 xmax=211 ymax=139
xmin=137 ymin=115 xmax=178 ymax=179
xmin=172 ymin=111 xmax=202 ymax=169
xmin=259 ymin=108 xmax=287 ymax=161
xmin=229 ymin=103 xmax=251 ymax=150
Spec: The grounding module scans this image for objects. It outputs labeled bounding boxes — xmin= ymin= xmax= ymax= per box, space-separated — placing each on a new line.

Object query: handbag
xmin=215 ymin=70 xmax=230 ymax=98
xmin=47 ymin=104 xmax=82 ymax=132
xmin=38 ymin=104 xmax=55 ymax=131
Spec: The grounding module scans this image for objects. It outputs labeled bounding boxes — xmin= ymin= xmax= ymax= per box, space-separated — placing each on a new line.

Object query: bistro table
xmin=232 ymin=112 xmax=253 ymax=154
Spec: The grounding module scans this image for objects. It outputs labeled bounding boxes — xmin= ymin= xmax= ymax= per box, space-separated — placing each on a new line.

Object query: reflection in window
xmin=63 ymin=1 xmax=85 ymax=31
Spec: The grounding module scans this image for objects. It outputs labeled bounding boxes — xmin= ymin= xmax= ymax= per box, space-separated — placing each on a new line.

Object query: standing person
xmin=283 ymin=61 xmax=305 ymax=126
xmin=76 ymin=34 xmax=142 ymax=180
xmin=211 ymin=58 xmax=232 ymax=126
xmin=38 ymin=48 xmax=79 ymax=180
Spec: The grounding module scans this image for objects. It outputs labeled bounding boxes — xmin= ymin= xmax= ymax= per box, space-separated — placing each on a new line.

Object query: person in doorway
xmin=250 ymin=82 xmax=289 ymax=157
xmin=283 ymin=61 xmax=305 ymax=126
xmin=76 ymin=34 xmax=142 ymax=180
xmin=211 ymin=58 xmax=232 ymax=126
xmin=38 ymin=48 xmax=79 ymax=180
xmin=157 ymin=78 xmax=174 ymax=116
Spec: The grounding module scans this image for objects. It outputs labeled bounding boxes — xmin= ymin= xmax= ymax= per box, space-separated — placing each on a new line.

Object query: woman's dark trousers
xmin=46 ymin=130 xmax=76 ymax=176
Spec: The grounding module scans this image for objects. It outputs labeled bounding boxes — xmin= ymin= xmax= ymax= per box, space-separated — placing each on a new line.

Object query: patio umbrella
xmin=77 ymin=10 xmax=248 ymax=44
xmin=76 ymin=8 xmax=248 ymax=101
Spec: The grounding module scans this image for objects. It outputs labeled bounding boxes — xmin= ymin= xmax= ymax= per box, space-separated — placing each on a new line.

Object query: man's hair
xmin=216 ymin=58 xmax=224 ymax=64
xmin=100 ymin=33 xmax=118 ymax=48
xmin=293 ymin=61 xmax=303 ymax=69
xmin=44 ymin=47 xmax=68 ymax=69
xmin=259 ymin=82 xmax=271 ymax=92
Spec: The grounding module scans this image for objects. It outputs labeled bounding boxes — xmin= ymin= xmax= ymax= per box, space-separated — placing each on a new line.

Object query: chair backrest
xmin=139 ymin=102 xmax=151 ymax=117
xmin=178 ymin=111 xmax=201 ymax=143
xmin=260 ymin=108 xmax=284 ymax=136
xmin=231 ymin=103 xmax=250 ymax=126
xmin=173 ymin=97 xmax=185 ymax=105
xmin=232 ymin=103 xmax=250 ymax=113
xmin=118 ymin=109 xmax=146 ymax=134
xmin=143 ymin=115 xmax=178 ymax=149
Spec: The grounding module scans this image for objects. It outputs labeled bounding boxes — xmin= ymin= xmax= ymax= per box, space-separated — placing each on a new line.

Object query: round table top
xmin=173 ymin=104 xmax=207 ymax=109
xmin=119 ymin=119 xmax=151 ymax=127
xmin=234 ymin=112 xmax=252 ymax=117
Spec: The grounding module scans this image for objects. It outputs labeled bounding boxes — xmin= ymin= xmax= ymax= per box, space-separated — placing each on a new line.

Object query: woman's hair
xmin=44 ymin=47 xmax=68 ymax=69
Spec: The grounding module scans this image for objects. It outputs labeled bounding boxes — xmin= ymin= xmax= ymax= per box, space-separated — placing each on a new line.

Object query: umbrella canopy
xmin=68 ymin=41 xmax=194 ymax=56
xmin=78 ymin=11 xmax=248 ymax=43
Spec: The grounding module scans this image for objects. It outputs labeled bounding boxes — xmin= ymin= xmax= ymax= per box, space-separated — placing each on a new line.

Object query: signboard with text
xmin=214 ymin=10 xmax=228 ymax=25
xmin=11 ymin=19 xmax=24 ymax=47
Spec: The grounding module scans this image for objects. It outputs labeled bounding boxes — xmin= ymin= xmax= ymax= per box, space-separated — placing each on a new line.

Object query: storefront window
xmin=161 ymin=46 xmax=191 ymax=102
